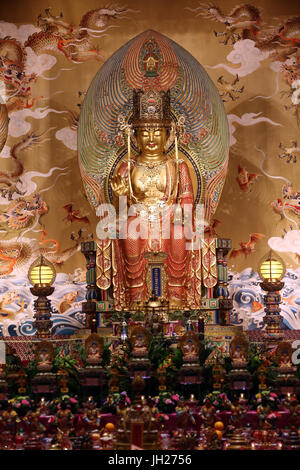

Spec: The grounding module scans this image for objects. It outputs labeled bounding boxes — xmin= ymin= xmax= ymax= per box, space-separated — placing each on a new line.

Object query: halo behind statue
xmin=78 ymin=30 xmax=229 ymax=222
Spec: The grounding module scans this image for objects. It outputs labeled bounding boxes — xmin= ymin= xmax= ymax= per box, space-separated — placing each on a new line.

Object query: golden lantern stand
xmin=258 ymin=250 xmax=285 ymax=344
xmin=28 ymin=255 xmax=56 ymax=338
xmin=30 ymin=284 xmax=54 ymax=338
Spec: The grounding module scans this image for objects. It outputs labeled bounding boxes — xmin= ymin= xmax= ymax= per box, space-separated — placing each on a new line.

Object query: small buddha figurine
xmin=279 ymin=351 xmax=293 ymax=369
xmin=141 ymin=398 xmax=158 ymax=432
xmin=179 ymin=332 xmax=200 ymax=365
xmin=24 ymin=404 xmax=46 ymax=435
xmin=175 ymin=397 xmax=194 ymax=431
xmin=85 ymin=333 xmax=104 ymax=366
xmin=230 ymin=397 xmax=245 ymax=429
xmin=182 ymin=339 xmax=198 ymax=363
xmin=200 ymin=397 xmax=216 ymax=428
xmin=232 ymin=345 xmax=247 ymax=368
xmin=229 ymin=336 xmax=248 ymax=371
xmin=147 ymin=398 xmax=159 ymax=432
xmin=275 ymin=342 xmax=295 ymax=373
xmin=37 ymin=397 xmax=48 ymax=416
xmin=36 ymin=341 xmax=54 ymax=373
xmin=87 ymin=342 xmax=101 ymax=360
xmin=257 ymin=398 xmax=272 ymax=430
xmin=55 ymin=402 xmax=74 ymax=434
xmin=83 ymin=398 xmax=101 ymax=431
xmin=130 ymin=326 xmax=150 ymax=359
xmin=116 ymin=399 xmax=129 ymax=432
xmin=133 ymin=334 xmax=147 ymax=356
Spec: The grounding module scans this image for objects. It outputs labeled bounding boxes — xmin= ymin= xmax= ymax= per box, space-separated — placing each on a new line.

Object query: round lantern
xmin=28 ymin=255 xmax=56 ymax=287
xmin=258 ymin=250 xmax=285 ymax=282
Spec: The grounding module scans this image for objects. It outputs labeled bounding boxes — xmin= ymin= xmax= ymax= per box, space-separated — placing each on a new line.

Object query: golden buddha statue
xmin=102 ymin=89 xmax=201 ymax=309
xmin=79 ymin=31 xmax=230 ymax=313
xmin=36 ymin=340 xmax=54 ymax=373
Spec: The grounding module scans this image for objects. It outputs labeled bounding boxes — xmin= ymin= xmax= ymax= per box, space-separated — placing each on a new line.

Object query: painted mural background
xmin=0 ymin=0 xmax=299 ymax=335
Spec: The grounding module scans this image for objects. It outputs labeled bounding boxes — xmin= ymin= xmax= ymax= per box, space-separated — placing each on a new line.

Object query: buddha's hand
xmin=110 ymin=174 xmax=129 ymax=196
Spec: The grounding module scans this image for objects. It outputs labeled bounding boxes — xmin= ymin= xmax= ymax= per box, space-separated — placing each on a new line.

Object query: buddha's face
xmin=136 ymin=127 xmax=168 ymax=157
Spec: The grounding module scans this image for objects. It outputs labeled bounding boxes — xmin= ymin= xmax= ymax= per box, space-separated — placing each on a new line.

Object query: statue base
xmin=228 ymin=369 xmax=252 ymax=391
xmin=81 ymin=367 xmax=105 ymax=388
xmin=129 ymin=357 xmax=151 ymax=379
xmin=32 ymin=372 xmax=56 ymax=395
xmin=274 ymin=369 xmax=300 ymax=395
xmin=179 ymin=364 xmax=202 ymax=385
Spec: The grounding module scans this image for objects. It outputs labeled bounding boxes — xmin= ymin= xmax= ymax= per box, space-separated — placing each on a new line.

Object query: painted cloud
xmin=268 ymin=230 xmax=300 ymax=255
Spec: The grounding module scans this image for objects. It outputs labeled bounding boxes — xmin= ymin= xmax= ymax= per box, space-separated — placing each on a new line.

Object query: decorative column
xmin=31 ymin=286 xmax=54 ymax=338
xmin=260 ymin=281 xmax=284 ymax=342
xmin=216 ymin=239 xmax=232 ymax=326
xmin=81 ymin=241 xmax=99 ymax=333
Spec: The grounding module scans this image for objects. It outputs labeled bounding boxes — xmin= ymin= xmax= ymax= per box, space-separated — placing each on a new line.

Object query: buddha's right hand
xmin=110 ymin=174 xmax=129 ymax=196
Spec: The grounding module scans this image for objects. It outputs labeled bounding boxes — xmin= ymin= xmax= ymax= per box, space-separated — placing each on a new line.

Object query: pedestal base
xmin=32 ymin=372 xmax=56 ymax=394
xmin=179 ymin=364 xmax=202 ymax=385
xmin=228 ymin=369 xmax=252 ymax=391
xmin=129 ymin=358 xmax=151 ymax=379
xmin=81 ymin=367 xmax=105 ymax=388
xmin=274 ymin=370 xmax=300 ymax=395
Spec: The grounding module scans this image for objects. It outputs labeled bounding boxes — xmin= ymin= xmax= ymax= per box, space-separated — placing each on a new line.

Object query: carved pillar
xmin=215 ymin=239 xmax=232 ymax=326
xmin=260 ymin=280 xmax=284 ymax=343
xmin=30 ymin=285 xmax=54 ymax=338
xmin=81 ymin=241 xmax=99 ymax=333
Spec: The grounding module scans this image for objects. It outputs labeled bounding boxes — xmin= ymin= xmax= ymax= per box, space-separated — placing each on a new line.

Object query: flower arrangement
xmin=155 ymin=392 xmax=179 ymax=413
xmin=156 ymin=412 xmax=169 ymax=423
xmin=9 ymin=396 xmax=31 ymax=408
xmin=48 ymin=395 xmax=79 ymax=414
xmin=203 ymin=392 xmax=231 ymax=411
xmin=9 ymin=396 xmax=31 ymax=417
xmin=254 ymin=391 xmax=280 ymax=410
xmin=101 ymin=391 xmax=131 ymax=413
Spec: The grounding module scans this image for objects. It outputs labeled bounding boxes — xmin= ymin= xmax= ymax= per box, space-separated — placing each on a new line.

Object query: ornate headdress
xmin=130 ymin=89 xmax=172 ymax=128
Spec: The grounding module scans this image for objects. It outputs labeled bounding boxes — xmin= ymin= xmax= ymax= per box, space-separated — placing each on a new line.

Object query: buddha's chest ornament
xmin=132 ymin=160 xmax=167 ymax=201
